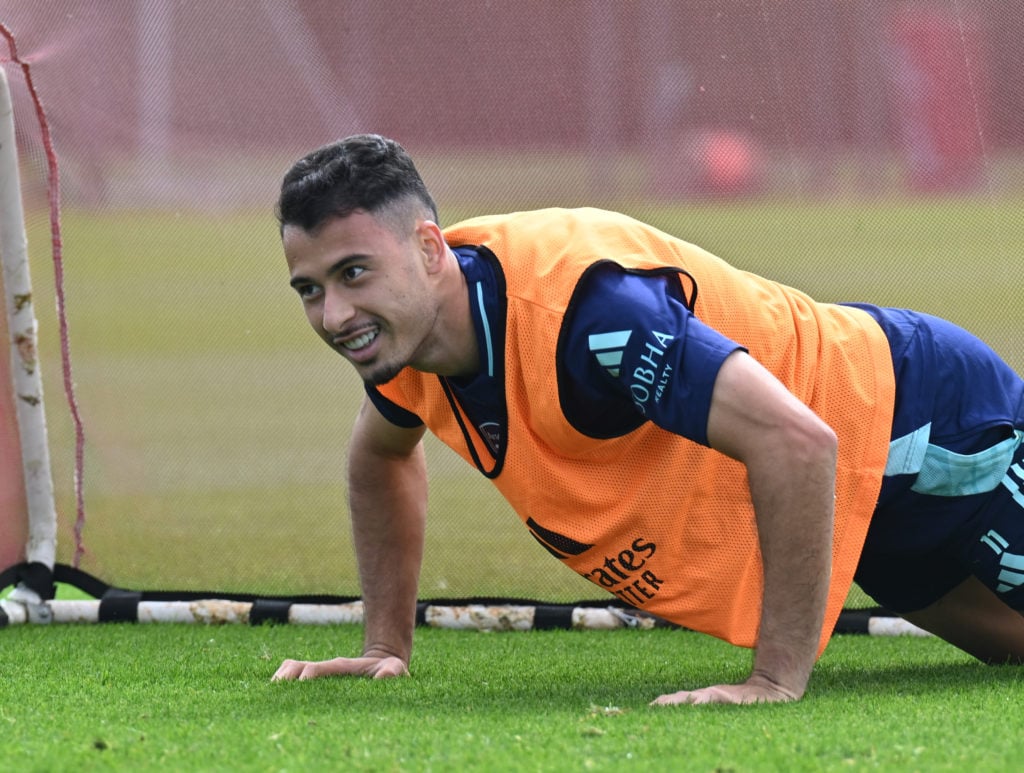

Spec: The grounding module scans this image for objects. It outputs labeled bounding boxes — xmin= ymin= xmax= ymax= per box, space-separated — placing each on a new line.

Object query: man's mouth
xmin=339 ymin=327 xmax=379 ymax=351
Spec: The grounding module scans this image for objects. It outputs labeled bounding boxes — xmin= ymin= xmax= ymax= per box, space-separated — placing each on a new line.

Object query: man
xmin=271 ymin=134 xmax=1024 ymax=705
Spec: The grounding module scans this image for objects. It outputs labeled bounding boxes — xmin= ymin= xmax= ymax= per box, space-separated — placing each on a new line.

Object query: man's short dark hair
xmin=275 ymin=134 xmax=438 ymax=235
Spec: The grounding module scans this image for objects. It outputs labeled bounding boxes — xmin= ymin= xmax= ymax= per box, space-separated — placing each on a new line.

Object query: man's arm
xmin=272 ymin=395 xmax=427 ymax=681
xmin=652 ymin=350 xmax=838 ymax=705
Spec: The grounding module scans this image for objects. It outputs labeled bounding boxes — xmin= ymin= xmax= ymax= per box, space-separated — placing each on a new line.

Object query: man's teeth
xmin=342 ymin=330 xmax=378 ymax=350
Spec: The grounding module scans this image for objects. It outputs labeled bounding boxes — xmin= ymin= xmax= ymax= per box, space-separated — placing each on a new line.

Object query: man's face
xmin=283 ymin=209 xmax=442 ymax=386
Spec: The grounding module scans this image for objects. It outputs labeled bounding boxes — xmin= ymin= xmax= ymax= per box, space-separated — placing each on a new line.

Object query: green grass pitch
xmin=3 ymin=621 xmax=1024 ymax=770
xmin=4 ymin=193 xmax=1024 ymax=769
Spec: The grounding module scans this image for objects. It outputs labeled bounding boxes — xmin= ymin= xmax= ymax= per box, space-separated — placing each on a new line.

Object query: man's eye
xmin=342 ymin=265 xmax=365 ymax=281
xmin=296 ymin=284 xmax=322 ymax=301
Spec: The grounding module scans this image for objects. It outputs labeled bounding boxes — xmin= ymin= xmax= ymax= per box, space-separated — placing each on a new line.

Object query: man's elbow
xmin=739 ymin=416 xmax=837 ymax=493
xmin=785 ymin=413 xmax=838 ymax=470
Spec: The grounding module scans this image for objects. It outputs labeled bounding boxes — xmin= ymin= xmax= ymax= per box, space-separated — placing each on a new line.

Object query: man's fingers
xmin=271 ymin=656 xmax=409 ymax=682
xmin=651 ymin=686 xmax=737 ymax=705
xmin=271 ymin=658 xmax=338 ymax=681
xmin=650 ymin=688 xmax=719 ymax=706
xmin=271 ymin=659 xmax=307 ymax=682
xmin=651 ymin=682 xmax=797 ymax=706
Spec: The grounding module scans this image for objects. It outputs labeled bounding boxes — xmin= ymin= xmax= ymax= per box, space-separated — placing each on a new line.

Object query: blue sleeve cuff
xmin=364 ymin=384 xmax=424 ymax=428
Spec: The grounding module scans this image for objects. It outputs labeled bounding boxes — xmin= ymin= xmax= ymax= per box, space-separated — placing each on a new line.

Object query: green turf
xmin=1 ymin=622 xmax=1022 ymax=771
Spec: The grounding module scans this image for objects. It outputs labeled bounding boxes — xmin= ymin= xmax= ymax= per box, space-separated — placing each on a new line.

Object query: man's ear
xmin=416 ymin=220 xmax=448 ymax=274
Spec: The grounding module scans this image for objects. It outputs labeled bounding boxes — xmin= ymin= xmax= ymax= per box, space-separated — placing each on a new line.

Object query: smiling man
xmin=286 ymin=208 xmax=475 ymax=387
xmin=272 ymin=134 xmax=1024 ymax=705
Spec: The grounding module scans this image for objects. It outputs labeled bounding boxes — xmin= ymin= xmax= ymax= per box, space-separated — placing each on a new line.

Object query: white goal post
xmin=0 ymin=65 xmax=58 ymax=622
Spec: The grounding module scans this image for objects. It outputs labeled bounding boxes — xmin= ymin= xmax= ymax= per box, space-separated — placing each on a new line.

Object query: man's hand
xmin=651 ymin=674 xmax=802 ymax=706
xmin=271 ymin=655 xmax=409 ymax=682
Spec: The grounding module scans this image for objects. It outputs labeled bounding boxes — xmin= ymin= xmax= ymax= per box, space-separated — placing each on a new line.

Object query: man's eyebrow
xmin=289 ymin=254 xmax=370 ymax=288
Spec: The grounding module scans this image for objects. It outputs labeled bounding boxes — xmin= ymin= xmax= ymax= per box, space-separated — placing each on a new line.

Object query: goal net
xmin=2 ymin=2 xmax=1022 ymax=625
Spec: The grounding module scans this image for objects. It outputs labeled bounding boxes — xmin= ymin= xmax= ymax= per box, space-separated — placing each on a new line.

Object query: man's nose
xmin=322 ymin=288 xmax=355 ymax=333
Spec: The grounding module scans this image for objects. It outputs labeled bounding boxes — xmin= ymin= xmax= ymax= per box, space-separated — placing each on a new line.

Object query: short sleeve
xmin=562 ymin=264 xmax=744 ymax=445
xmin=365 ymin=384 xmax=424 ymax=428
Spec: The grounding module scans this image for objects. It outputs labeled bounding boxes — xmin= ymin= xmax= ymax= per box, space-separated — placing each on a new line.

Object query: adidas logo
xmin=980 ymin=529 xmax=1024 ymax=594
xmin=588 ymin=330 xmax=632 ymax=377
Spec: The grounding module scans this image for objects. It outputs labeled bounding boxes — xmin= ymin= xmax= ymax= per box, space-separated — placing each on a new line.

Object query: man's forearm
xmin=348 ymin=442 xmax=428 ymax=665
xmin=747 ymin=427 xmax=837 ymax=698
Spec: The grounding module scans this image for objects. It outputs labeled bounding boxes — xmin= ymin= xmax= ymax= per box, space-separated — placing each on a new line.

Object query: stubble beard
xmin=358 ymin=304 xmax=443 ymax=388
xmin=361 ymin=359 xmax=406 ymax=388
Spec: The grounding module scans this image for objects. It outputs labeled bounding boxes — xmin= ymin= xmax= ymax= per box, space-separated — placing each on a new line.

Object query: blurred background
xmin=2 ymin=1 xmax=1022 ymax=603
xmin=5 ymin=1 xmax=1023 ymax=208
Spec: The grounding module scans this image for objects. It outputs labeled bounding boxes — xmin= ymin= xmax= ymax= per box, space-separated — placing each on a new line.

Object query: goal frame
xmin=0 ymin=65 xmax=58 ymax=621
